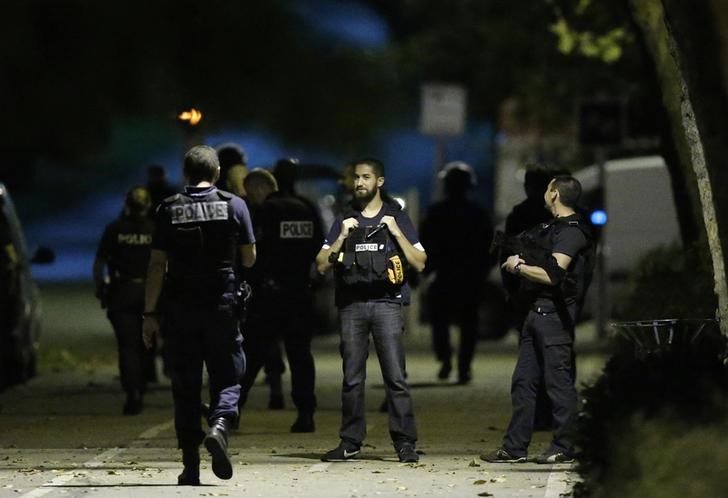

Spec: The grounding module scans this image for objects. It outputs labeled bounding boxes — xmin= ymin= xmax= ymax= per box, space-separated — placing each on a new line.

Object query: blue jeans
xmin=338 ymin=301 xmax=417 ymax=446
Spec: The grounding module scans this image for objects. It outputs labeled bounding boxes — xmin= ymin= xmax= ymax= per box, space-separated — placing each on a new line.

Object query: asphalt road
xmin=0 ymin=284 xmax=608 ymax=497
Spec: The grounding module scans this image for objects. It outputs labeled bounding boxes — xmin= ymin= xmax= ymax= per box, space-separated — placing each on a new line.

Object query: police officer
xmin=315 ymin=158 xmax=427 ymax=463
xmin=419 ymin=161 xmax=493 ymax=384
xmin=501 ymin=168 xmax=556 ymax=430
xmin=93 ymin=186 xmax=154 ymax=415
xmin=238 ymin=161 xmax=323 ymax=432
xmin=215 ymin=142 xmax=248 ymax=193
xmin=481 ymin=175 xmax=591 ymax=464
xmin=142 ymin=145 xmax=256 ymax=485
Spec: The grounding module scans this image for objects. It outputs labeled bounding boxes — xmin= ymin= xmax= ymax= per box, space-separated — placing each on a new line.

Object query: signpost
xmin=419 ymin=83 xmax=467 ymax=200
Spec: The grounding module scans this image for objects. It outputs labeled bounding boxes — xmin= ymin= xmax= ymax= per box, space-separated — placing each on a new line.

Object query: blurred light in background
xmin=292 ymin=0 xmax=390 ymax=49
xmin=591 ymin=209 xmax=608 ymax=226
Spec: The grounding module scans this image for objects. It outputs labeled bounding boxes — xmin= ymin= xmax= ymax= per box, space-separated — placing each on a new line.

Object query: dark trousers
xmin=107 ymin=282 xmax=146 ymax=395
xmin=239 ymin=291 xmax=316 ymax=413
xmin=108 ymin=309 xmax=145 ymax=394
xmin=338 ymin=301 xmax=417 ymax=445
xmin=503 ymin=306 xmax=577 ymax=457
xmin=430 ymin=304 xmax=478 ymax=378
xmin=165 ymin=298 xmax=244 ymax=449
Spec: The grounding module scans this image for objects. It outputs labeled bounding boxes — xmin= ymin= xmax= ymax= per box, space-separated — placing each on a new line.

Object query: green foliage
xmin=550 ymin=19 xmax=629 ymax=63
xmin=589 ymin=416 xmax=728 ymax=498
xmin=547 ymin=0 xmax=632 ymax=64
xmin=574 ymin=328 xmax=728 ymax=497
xmin=614 ymin=242 xmax=717 ymax=320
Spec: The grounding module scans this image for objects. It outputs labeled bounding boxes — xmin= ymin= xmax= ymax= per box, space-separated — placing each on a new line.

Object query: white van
xmin=573 ymin=155 xmax=681 ymax=315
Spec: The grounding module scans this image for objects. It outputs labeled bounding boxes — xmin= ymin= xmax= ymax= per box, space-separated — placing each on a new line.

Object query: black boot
xmin=177 ymin=447 xmax=200 ymax=485
xmin=123 ymin=391 xmax=143 ymax=415
xmin=204 ymin=417 xmax=233 ymax=480
xmin=290 ymin=412 xmax=315 ymax=433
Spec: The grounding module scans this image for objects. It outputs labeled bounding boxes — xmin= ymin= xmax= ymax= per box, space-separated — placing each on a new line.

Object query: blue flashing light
xmin=591 ymin=209 xmax=608 ymax=226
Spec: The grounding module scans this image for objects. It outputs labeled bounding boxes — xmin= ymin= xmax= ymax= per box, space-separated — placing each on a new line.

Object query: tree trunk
xmin=628 ymin=0 xmax=728 ymax=330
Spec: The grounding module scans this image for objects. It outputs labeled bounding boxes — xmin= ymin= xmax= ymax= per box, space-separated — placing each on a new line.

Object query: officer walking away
xmin=238 ymin=160 xmax=323 ymax=432
xmin=142 ymin=145 xmax=256 ymax=485
xmin=93 ymin=186 xmax=154 ymax=415
xmin=481 ymin=175 xmax=591 ymax=464
xmin=315 ymin=158 xmax=427 ymax=463
xmin=146 ymin=165 xmax=179 ymax=216
xmin=419 ymin=161 xmax=493 ymax=384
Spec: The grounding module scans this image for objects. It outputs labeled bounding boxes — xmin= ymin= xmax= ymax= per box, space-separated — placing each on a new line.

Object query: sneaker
xmin=480 ymin=447 xmax=527 ymax=463
xmin=396 ymin=442 xmax=419 ymax=463
xmin=535 ymin=452 xmax=575 ymax=464
xmin=321 ymin=442 xmax=360 ymax=462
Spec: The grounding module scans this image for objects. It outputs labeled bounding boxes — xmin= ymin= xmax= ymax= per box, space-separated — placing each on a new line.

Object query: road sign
xmin=419 ymin=83 xmax=467 ymax=137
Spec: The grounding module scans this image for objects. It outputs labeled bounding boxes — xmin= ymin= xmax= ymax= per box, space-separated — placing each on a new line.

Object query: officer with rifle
xmin=482 ymin=175 xmax=592 ymax=465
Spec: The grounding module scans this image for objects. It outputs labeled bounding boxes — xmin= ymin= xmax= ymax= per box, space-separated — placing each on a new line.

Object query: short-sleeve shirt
xmin=323 ymin=202 xmax=424 ymax=307
xmin=534 ymin=214 xmax=589 ymax=307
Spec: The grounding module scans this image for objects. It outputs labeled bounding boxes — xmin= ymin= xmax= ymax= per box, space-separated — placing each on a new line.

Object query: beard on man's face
xmin=354 ymin=185 xmax=377 ymax=205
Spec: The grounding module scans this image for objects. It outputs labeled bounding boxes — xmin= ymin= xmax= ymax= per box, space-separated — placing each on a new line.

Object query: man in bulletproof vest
xmin=142 ymin=145 xmax=256 ymax=485
xmin=481 ymin=175 xmax=591 ymax=465
xmin=315 ymin=158 xmax=427 ymax=463
xmin=93 ymin=186 xmax=154 ymax=415
xmin=238 ymin=161 xmax=323 ymax=433
xmin=501 ymin=167 xmax=557 ymax=431
xmin=420 ymin=161 xmax=493 ymax=385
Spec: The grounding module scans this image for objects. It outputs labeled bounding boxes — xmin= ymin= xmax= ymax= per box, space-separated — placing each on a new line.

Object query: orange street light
xmin=178 ymin=108 xmax=203 ymax=126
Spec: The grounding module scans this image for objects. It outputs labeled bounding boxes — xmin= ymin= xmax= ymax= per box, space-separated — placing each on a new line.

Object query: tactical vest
xmin=521 ymin=216 xmax=594 ymax=305
xmin=107 ymin=215 xmax=154 ymax=281
xmin=163 ymin=189 xmax=237 ymax=284
xmin=336 ymin=224 xmax=406 ymax=291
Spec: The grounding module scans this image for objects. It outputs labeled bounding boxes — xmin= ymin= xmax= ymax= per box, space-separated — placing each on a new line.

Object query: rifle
xmin=489 ymin=228 xmax=553 ymax=269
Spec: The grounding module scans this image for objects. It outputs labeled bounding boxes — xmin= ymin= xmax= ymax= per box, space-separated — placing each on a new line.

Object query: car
xmin=0 ymin=183 xmax=54 ymax=390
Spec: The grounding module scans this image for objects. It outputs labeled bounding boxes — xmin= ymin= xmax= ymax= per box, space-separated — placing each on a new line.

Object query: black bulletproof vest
xmin=521 ymin=216 xmax=593 ymax=305
xmin=260 ymin=193 xmax=320 ymax=287
xmin=337 ymin=224 xmax=405 ymax=291
xmin=164 ymin=189 xmax=237 ymax=282
xmin=107 ymin=215 xmax=154 ymax=280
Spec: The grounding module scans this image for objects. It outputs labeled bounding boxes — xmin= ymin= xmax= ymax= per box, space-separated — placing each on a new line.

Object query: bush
xmin=613 ymin=241 xmax=717 ymax=320
xmin=573 ymin=323 xmax=728 ymax=497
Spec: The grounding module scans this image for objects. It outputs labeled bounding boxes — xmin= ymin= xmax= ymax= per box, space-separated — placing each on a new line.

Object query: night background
xmin=1 ymin=0 xmax=659 ymax=280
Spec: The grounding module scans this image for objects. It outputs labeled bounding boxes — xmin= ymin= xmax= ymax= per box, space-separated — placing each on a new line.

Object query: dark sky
xmin=0 ymin=0 xmax=406 ymax=194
